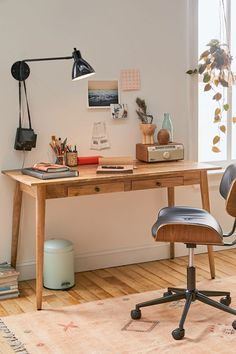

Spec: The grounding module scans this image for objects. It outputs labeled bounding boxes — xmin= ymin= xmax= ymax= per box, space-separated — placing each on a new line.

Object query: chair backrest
xmin=220 ymin=164 xmax=236 ymax=217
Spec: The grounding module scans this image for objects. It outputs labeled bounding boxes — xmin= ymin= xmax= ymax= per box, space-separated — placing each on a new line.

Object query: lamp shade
xmin=72 ymin=48 xmax=95 ymax=81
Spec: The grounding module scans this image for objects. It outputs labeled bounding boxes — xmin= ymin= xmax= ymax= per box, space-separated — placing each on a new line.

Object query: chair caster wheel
xmin=172 ymin=328 xmax=185 ymax=340
xmin=163 ymin=291 xmax=172 ymax=297
xmin=220 ymin=296 xmax=231 ymax=306
xmin=131 ymin=309 xmax=141 ymax=320
xmin=232 ymin=320 xmax=236 ymax=330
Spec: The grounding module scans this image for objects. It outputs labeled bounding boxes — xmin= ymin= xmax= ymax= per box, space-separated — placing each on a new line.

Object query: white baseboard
xmin=17 ymin=242 xmax=236 ymax=281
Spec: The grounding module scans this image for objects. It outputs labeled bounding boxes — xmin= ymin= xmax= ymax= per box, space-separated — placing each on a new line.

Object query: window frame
xmin=188 ymin=0 xmax=235 ymax=167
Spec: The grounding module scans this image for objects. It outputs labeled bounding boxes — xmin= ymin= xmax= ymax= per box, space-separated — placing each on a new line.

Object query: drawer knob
xmin=95 ymin=186 xmax=100 ymax=192
xmin=156 ymin=181 xmax=161 ymax=187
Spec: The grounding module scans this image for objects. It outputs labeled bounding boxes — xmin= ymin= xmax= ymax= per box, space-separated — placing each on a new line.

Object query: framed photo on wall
xmin=88 ymin=80 xmax=119 ymax=108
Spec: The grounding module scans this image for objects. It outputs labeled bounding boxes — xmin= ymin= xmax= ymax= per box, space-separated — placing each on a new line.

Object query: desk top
xmin=2 ymin=160 xmax=220 ymax=187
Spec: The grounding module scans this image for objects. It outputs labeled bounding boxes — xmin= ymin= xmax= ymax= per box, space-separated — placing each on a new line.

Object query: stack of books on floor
xmin=0 ymin=262 xmax=20 ymax=300
xmin=22 ymin=162 xmax=79 ymax=180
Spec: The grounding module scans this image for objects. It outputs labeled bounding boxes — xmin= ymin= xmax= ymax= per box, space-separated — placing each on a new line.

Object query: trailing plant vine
xmin=187 ymin=39 xmax=235 ymax=153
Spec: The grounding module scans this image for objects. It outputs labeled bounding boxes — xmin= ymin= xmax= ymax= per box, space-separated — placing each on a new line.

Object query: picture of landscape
xmin=88 ymin=80 xmax=119 ymax=108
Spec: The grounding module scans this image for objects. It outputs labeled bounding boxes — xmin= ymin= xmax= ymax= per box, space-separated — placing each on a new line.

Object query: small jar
xmin=66 ymin=152 xmax=78 ymax=167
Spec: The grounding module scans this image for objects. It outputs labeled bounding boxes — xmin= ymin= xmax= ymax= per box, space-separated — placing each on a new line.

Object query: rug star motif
xmin=58 ymin=321 xmax=79 ymax=331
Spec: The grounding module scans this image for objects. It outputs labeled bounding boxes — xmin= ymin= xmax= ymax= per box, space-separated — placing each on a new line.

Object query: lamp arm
xmin=23 ymin=56 xmax=72 ymax=63
xmin=11 ymin=48 xmax=94 ymax=81
xmin=11 ymin=56 xmax=73 ymax=81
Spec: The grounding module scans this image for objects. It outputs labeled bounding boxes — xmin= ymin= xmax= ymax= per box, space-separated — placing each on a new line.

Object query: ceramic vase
xmin=162 ymin=113 xmax=173 ymax=142
xmin=140 ymin=123 xmax=156 ymax=144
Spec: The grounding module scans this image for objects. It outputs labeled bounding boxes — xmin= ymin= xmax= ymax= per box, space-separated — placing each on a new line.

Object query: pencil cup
xmin=66 ymin=152 xmax=78 ymax=167
xmin=56 ymin=155 xmax=65 ymax=165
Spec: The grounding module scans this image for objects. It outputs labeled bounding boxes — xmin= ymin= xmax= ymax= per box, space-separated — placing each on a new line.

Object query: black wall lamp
xmin=11 ymin=47 xmax=95 ymax=81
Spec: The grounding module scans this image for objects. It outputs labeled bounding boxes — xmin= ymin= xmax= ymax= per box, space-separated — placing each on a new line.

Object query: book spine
xmin=0 ymin=285 xmax=18 ymax=292
xmin=0 ymin=291 xmax=19 ymax=300
xmin=0 ymin=276 xmax=18 ymax=286
xmin=0 ymin=271 xmax=19 ymax=277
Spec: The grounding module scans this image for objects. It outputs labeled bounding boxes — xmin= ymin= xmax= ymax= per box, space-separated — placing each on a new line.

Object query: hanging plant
xmin=187 ymin=39 xmax=235 ymax=152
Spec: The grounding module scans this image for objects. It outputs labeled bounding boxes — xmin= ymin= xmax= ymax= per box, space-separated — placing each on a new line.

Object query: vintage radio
xmin=136 ymin=143 xmax=184 ymax=162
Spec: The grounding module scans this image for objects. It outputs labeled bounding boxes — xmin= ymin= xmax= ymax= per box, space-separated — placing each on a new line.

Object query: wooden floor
xmin=1 ymin=248 xmax=236 ymax=316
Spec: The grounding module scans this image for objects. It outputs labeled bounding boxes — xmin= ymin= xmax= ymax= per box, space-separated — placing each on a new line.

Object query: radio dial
xmin=163 ymin=151 xmax=170 ymax=160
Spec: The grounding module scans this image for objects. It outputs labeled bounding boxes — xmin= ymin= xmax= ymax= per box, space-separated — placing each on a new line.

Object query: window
xmin=198 ymin=0 xmax=235 ymax=164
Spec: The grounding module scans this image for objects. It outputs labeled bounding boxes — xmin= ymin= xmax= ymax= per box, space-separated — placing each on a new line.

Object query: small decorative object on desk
xmin=49 ymin=136 xmax=78 ymax=166
xmin=162 ymin=113 xmax=173 ymax=142
xmin=97 ymin=156 xmax=134 ymax=174
xmin=66 ymin=152 xmax=78 ymax=167
xmin=49 ymin=135 xmax=67 ymax=165
xmin=66 ymin=145 xmax=78 ymax=167
xmin=136 ymin=97 xmax=156 ymax=144
xmin=157 ymin=129 xmax=170 ymax=145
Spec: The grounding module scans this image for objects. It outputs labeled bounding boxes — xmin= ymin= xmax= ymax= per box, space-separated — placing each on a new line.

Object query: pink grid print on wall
xmin=120 ymin=69 xmax=141 ymax=91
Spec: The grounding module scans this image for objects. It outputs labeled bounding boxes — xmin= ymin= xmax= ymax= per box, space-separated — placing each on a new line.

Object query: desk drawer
xmin=68 ymin=182 xmax=124 ymax=196
xmin=132 ymin=176 xmax=184 ymax=191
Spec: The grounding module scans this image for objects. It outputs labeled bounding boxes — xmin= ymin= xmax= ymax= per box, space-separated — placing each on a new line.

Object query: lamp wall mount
xmin=11 ymin=61 xmax=30 ymax=81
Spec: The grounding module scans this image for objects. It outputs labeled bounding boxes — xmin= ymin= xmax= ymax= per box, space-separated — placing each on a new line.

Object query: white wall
xmin=0 ymin=0 xmax=233 ymax=280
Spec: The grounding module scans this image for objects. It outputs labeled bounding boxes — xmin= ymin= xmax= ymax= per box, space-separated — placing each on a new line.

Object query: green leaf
xmin=207 ymin=39 xmax=220 ymax=47
xmin=220 ymin=125 xmax=226 ymax=133
xmin=200 ymin=50 xmax=210 ymax=60
xmin=213 ymin=136 xmax=220 ymax=145
xmin=186 ymin=70 xmax=193 ymax=74
xmin=203 ymin=73 xmax=211 ymax=83
xmin=223 ymin=104 xmax=230 ymax=111
xmin=198 ymin=64 xmax=207 ymax=74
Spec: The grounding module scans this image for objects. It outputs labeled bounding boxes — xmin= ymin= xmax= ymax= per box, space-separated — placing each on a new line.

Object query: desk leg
xmin=200 ymin=170 xmax=215 ymax=279
xmin=168 ymin=187 xmax=175 ymax=259
xmin=35 ymin=186 xmax=46 ymax=310
xmin=11 ymin=182 xmax=22 ymax=268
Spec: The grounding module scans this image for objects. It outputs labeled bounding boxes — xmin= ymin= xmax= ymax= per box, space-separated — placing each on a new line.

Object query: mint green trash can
xmin=43 ymin=239 xmax=75 ymax=290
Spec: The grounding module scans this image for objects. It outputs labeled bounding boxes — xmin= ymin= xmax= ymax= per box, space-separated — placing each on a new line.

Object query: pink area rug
xmin=1 ymin=276 xmax=236 ymax=353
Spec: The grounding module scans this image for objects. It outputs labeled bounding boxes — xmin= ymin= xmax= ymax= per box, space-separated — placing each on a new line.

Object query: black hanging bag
xmin=14 ymin=80 xmax=37 ymax=151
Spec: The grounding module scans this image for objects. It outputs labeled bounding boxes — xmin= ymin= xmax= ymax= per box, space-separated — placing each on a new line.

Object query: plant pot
xmin=140 ymin=123 xmax=156 ymax=144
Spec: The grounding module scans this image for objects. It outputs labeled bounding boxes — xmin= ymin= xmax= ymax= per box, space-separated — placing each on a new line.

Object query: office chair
xmin=131 ymin=164 xmax=236 ymax=340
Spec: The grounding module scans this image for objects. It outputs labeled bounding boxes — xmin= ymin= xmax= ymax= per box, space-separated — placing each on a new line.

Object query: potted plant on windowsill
xmin=136 ymin=97 xmax=156 ymax=144
xmin=187 ymin=39 xmax=235 ymax=152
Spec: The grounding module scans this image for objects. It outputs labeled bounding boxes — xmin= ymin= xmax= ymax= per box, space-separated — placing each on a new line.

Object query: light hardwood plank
xmin=1 ymin=249 xmax=236 ymax=316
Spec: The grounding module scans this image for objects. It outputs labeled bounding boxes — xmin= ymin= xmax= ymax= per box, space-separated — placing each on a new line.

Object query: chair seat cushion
xmin=152 ymin=207 xmax=223 ymax=245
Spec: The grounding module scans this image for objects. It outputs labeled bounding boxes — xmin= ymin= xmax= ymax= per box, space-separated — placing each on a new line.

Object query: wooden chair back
xmin=226 ymin=179 xmax=236 ymax=217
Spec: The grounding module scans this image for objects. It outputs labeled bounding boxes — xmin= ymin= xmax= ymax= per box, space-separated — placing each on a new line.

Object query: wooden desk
xmin=2 ymin=160 xmax=219 ymax=310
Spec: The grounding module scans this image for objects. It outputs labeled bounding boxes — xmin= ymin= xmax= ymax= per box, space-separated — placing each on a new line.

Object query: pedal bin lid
xmin=44 ymin=239 xmax=73 ymax=253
